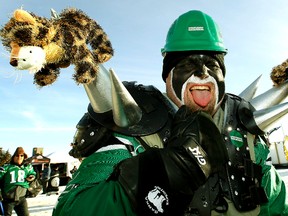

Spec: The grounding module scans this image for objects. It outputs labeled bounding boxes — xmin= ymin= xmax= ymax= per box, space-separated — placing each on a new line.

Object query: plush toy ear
xmin=13 ymin=9 xmax=36 ymax=25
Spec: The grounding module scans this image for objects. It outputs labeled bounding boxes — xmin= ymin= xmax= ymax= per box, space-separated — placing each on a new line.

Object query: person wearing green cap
xmin=160 ymin=10 xmax=288 ymax=215
xmin=53 ymin=10 xmax=288 ymax=216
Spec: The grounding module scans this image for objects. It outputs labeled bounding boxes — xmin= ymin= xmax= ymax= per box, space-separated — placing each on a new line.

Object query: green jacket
xmin=255 ymin=142 xmax=288 ymax=216
xmin=52 ymin=146 xmax=136 ymax=216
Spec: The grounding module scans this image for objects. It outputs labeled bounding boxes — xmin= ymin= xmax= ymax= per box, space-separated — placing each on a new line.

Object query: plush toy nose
xmin=10 ymin=58 xmax=18 ymax=67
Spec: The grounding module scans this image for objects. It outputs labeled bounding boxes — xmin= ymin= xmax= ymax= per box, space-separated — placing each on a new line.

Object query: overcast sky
xmin=1 ymin=1 xmax=288 ymax=156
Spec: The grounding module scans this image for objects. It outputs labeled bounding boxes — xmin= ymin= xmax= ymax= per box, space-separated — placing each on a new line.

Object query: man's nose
xmin=194 ymin=66 xmax=209 ymax=78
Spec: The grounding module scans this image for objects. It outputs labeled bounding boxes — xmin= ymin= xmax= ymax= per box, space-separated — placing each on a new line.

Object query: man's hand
xmin=110 ymin=106 xmax=229 ymax=215
xmin=26 ymin=175 xmax=35 ymax=182
xmin=168 ymin=106 xmax=228 ymax=173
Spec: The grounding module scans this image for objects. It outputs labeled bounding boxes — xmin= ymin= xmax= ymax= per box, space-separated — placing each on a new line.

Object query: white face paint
xmin=181 ymin=75 xmax=219 ymax=103
xmin=166 ymin=68 xmax=183 ymax=107
xmin=181 ymin=74 xmax=219 ymax=115
xmin=15 ymin=46 xmax=46 ymax=73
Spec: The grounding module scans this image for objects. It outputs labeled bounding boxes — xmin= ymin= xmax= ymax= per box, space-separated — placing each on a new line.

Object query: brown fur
xmin=0 ymin=8 xmax=114 ymax=86
xmin=270 ymin=59 xmax=288 ymax=86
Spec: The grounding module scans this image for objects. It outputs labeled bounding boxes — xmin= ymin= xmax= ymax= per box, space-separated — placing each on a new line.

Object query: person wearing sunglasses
xmin=0 ymin=147 xmax=36 ymax=216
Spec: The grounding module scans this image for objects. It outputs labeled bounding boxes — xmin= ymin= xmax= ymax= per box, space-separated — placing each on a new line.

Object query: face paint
xmin=182 ymin=75 xmax=219 ymax=114
xmin=168 ymin=54 xmax=225 ymax=115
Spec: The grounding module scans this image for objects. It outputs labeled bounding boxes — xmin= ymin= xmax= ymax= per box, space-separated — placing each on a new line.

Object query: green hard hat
xmin=162 ymin=10 xmax=227 ymax=54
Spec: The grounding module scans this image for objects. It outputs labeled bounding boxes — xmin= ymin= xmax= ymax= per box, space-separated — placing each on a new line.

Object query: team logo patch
xmin=229 ymin=130 xmax=244 ymax=148
xmin=188 ymin=146 xmax=206 ymax=165
xmin=145 ymin=186 xmax=169 ymax=214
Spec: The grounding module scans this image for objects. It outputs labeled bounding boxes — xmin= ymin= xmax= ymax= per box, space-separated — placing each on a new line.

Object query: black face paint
xmin=172 ymin=55 xmax=225 ymax=103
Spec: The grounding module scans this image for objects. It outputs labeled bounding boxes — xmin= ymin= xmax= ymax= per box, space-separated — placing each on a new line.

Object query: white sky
xmin=1 ymin=1 xmax=288 ymax=155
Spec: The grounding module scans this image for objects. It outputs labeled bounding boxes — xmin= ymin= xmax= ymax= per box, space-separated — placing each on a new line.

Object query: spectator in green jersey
xmin=0 ymin=147 xmax=36 ymax=216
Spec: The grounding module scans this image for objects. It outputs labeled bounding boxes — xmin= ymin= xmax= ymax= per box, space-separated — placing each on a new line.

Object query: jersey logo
xmin=229 ymin=130 xmax=244 ymax=148
xmin=145 ymin=186 xmax=169 ymax=214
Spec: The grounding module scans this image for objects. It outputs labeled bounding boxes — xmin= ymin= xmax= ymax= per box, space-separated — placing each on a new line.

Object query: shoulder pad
xmin=88 ymin=81 xmax=176 ymax=137
xmin=226 ymin=94 xmax=264 ymax=135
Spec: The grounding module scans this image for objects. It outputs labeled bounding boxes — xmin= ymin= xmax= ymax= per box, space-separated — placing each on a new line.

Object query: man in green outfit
xmin=53 ymin=10 xmax=288 ymax=216
xmin=0 ymin=147 xmax=36 ymax=216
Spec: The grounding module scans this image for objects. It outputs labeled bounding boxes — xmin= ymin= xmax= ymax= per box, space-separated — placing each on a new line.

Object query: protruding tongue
xmin=192 ymin=90 xmax=211 ymax=107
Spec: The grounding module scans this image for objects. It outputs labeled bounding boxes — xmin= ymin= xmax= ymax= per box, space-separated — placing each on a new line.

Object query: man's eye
xmin=206 ymin=62 xmax=219 ymax=69
xmin=209 ymin=64 xmax=218 ymax=68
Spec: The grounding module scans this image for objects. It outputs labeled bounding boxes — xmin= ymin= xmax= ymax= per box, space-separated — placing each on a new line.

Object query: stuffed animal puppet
xmin=270 ymin=59 xmax=288 ymax=86
xmin=0 ymin=8 xmax=114 ymax=86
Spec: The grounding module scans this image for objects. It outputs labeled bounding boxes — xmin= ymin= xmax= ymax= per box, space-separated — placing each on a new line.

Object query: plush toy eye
xmin=30 ymin=51 xmax=32 ymax=53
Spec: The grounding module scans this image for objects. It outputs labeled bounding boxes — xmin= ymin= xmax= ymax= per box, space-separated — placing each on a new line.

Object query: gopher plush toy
xmin=0 ymin=8 xmax=113 ymax=86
